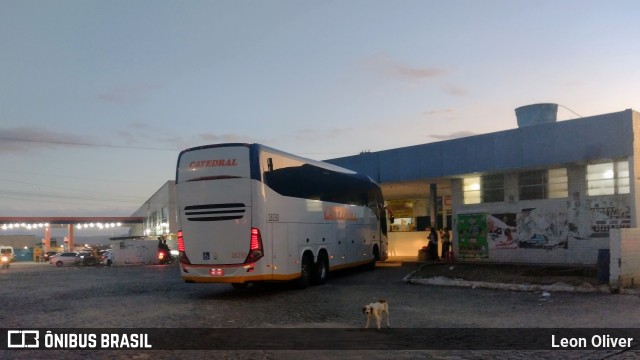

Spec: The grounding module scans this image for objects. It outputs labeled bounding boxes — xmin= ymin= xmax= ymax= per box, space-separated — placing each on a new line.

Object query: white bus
xmin=175 ymin=143 xmax=388 ymax=288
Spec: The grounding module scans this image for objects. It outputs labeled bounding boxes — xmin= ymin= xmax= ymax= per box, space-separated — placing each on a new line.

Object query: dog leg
xmin=364 ymin=315 xmax=371 ymax=329
xmin=375 ymin=313 xmax=381 ymax=330
xmin=385 ymin=309 xmax=390 ymax=328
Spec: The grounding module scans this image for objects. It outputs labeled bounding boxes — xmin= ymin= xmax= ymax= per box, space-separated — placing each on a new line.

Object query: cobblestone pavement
xmin=1 ymin=261 xmax=640 ymax=359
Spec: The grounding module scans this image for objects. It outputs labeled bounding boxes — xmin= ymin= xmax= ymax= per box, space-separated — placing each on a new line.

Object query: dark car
xmin=43 ymin=251 xmax=58 ymax=262
xmin=76 ymin=252 xmax=99 ymax=266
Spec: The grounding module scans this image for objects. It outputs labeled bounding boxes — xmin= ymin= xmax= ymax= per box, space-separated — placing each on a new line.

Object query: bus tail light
xmin=177 ymin=230 xmax=185 ymax=251
xmin=244 ymin=227 xmax=264 ymax=264
xmin=177 ymin=230 xmax=191 ymax=265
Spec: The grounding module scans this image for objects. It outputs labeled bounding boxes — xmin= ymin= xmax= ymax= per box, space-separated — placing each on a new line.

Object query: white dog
xmin=362 ymin=299 xmax=390 ymax=330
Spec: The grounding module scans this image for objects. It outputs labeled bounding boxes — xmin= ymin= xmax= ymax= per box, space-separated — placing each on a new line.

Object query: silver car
xmin=49 ymin=252 xmax=79 ymax=267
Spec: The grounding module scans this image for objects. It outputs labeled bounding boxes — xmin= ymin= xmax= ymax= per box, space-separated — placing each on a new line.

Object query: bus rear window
xmin=177 ymin=147 xmax=250 ymax=183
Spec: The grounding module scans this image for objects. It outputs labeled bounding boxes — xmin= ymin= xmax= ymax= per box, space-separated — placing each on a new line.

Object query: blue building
xmin=327 ymin=104 xmax=640 ymax=272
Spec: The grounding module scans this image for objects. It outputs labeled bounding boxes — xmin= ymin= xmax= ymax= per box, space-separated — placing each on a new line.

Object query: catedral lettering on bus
xmin=323 ymin=206 xmax=358 ymax=221
xmin=188 ymin=158 xmax=238 ymax=168
xmin=175 ymin=143 xmax=388 ymax=289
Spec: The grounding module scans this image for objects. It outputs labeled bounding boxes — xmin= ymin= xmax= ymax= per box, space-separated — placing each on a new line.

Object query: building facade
xmin=327 ymin=106 xmax=640 ymax=266
xmin=130 ymin=180 xmax=178 ymax=240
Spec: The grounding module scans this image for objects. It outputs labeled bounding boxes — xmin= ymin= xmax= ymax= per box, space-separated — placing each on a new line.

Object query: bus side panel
xmin=333 ymin=226 xmax=347 ymax=267
xmin=270 ymin=222 xmax=289 ymax=277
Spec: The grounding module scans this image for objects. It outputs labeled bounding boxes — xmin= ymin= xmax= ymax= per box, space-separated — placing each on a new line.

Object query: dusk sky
xmin=2 ymin=0 xmax=640 ymax=221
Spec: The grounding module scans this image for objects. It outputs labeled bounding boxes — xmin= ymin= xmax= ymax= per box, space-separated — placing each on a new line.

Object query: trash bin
xmin=597 ymin=249 xmax=610 ymax=284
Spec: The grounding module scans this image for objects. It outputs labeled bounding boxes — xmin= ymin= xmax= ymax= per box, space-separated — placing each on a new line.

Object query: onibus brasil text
xmin=7 ymin=330 xmax=152 ymax=349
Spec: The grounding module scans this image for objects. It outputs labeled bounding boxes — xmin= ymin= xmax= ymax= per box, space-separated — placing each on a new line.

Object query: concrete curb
xmin=401 ymin=262 xmax=640 ymax=295
xmin=405 ymin=275 xmax=611 ymax=293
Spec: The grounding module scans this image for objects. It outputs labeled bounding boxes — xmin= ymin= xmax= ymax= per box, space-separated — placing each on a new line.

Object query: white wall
xmin=610 ymin=228 xmax=640 ymax=289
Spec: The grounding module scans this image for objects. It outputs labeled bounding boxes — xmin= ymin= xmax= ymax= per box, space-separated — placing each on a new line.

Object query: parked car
xmin=49 ymin=252 xmax=79 ymax=266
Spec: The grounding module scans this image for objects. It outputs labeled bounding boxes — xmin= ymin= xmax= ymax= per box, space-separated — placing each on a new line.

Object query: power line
xmin=558 ymin=104 xmax=583 ymax=118
xmin=0 ymin=189 xmax=144 ymax=203
xmin=0 ymin=137 xmax=178 ymax=151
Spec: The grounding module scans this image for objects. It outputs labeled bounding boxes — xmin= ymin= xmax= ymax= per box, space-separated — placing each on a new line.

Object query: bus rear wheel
xmin=366 ymin=247 xmax=380 ymax=270
xmin=294 ymin=255 xmax=312 ymax=289
xmin=312 ymin=254 xmax=328 ymax=285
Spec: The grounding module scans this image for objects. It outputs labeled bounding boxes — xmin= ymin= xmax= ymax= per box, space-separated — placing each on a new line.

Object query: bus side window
xmin=267 ymin=158 xmax=273 ymax=172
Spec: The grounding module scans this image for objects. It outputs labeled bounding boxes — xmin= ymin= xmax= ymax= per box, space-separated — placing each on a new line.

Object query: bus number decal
xmin=268 ymin=213 xmax=280 ymax=222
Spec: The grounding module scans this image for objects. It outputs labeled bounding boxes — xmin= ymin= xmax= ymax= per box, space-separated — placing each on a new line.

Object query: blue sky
xmin=1 ymin=0 xmax=640 ymax=218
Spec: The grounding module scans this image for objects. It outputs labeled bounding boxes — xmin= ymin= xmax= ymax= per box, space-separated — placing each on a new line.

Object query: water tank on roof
xmin=515 ymin=103 xmax=558 ymax=127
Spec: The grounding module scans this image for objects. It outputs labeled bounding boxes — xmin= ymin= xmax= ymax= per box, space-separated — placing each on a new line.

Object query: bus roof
xmin=178 ymin=143 xmax=366 ymax=178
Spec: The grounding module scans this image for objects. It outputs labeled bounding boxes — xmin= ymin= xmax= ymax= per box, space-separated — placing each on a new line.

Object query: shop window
xmin=463 ymin=177 xmax=481 ymax=204
xmin=482 ymin=174 xmax=504 ymax=203
xmin=587 ymin=160 xmax=629 ymax=196
xmin=519 ymin=168 xmax=568 ymax=200
xmin=616 ymin=161 xmax=630 ymax=194
xmin=548 ymin=168 xmax=568 ymax=199
xmin=463 ymin=174 xmax=503 ymax=204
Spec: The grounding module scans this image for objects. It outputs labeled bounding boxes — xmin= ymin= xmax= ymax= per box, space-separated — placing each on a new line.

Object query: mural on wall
xmin=516 ymin=208 xmax=568 ymax=250
xmin=457 ymin=213 xmax=488 ymax=258
xmin=488 ymin=213 xmax=517 ymax=249
xmin=567 ymin=192 xmax=591 ymax=240
xmin=588 ymin=196 xmax=631 ymax=238
xmin=567 ymin=193 xmax=631 ymax=240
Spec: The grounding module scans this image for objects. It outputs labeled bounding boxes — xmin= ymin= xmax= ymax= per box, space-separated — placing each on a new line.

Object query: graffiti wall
xmin=459 ymin=194 xmax=629 ymax=261
xmin=487 ymin=209 xmax=569 ymax=251
xmin=568 ymin=194 xmax=630 ymax=240
xmin=515 ymin=208 xmax=568 ymax=250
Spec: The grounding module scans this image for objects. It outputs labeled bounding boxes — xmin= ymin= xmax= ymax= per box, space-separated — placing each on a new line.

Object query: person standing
xmin=427 ymin=226 xmax=438 ymax=261
xmin=440 ymin=227 xmax=452 ymax=260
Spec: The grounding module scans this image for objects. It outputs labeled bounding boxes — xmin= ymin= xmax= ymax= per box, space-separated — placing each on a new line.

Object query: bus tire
xmin=366 ymin=246 xmax=380 ymax=270
xmin=312 ymin=253 xmax=329 ymax=285
xmin=295 ymin=254 xmax=313 ymax=289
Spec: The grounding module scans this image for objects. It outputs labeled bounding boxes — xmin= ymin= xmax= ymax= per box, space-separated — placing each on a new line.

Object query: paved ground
xmin=409 ymin=261 xmax=600 ymax=285
xmin=1 ymin=261 xmax=640 ymax=359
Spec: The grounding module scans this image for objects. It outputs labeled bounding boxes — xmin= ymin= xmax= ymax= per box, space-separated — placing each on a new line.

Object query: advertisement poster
xmin=488 ymin=213 xmax=517 ymax=249
xmin=457 ymin=213 xmax=488 ymax=258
